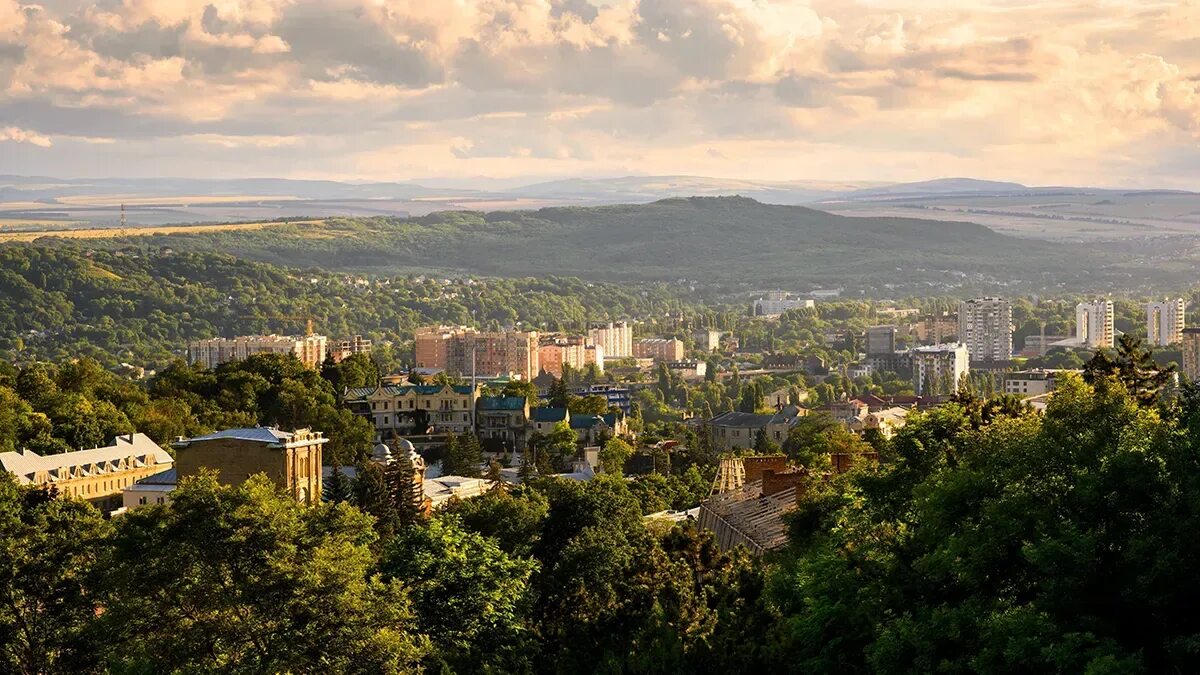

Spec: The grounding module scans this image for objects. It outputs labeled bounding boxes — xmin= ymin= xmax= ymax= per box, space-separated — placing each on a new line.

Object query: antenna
xmin=120 ymin=203 xmax=126 ymax=229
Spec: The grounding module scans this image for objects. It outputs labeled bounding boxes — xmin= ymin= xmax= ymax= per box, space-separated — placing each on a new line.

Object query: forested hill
xmin=0 ymin=246 xmax=693 ymax=369
xmin=75 ymin=196 xmax=1113 ymax=294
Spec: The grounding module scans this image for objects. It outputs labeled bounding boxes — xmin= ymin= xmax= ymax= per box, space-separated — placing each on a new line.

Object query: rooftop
xmin=531 ymin=407 xmax=569 ymax=423
xmin=0 ymin=433 xmax=172 ymax=486
xmin=478 ymin=395 xmax=527 ymax=411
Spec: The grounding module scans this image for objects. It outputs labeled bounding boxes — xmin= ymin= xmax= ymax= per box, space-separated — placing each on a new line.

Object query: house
xmin=708 ymin=406 xmax=805 ymax=451
xmin=121 ymin=468 xmax=177 ymax=510
xmin=1 ymin=433 xmax=173 ymax=513
xmin=173 ymin=427 xmax=328 ymax=504
xmin=529 ymin=407 xmax=570 ymax=434
xmin=476 ymin=396 xmax=530 ymax=451
xmin=345 ymin=384 xmax=478 ymax=439
xmin=570 ymin=413 xmax=627 ymax=445
xmin=846 ymin=407 xmax=909 ymax=438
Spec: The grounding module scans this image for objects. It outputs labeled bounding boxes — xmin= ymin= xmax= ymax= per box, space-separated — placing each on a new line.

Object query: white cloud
xmin=0 ymin=126 xmax=51 ymax=147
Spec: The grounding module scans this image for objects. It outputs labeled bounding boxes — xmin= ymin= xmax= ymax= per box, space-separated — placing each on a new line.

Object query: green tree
xmin=0 ymin=475 xmax=112 ymax=675
xmin=99 ymin=473 xmax=428 ymax=673
xmin=442 ymin=433 xmax=483 ymax=478
xmin=1083 ymin=333 xmax=1175 ymax=406
xmin=599 ymin=437 xmax=635 ymax=475
xmin=385 ymin=451 xmax=427 ymax=528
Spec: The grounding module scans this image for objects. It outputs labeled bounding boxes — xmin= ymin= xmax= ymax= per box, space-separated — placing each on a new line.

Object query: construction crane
xmin=239 ymin=314 xmax=316 ymax=336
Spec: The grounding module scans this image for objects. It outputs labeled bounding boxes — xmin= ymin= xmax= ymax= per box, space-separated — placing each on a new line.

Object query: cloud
xmin=0 ymin=126 xmax=51 ymax=146
xmin=0 ymin=0 xmax=1197 ymax=187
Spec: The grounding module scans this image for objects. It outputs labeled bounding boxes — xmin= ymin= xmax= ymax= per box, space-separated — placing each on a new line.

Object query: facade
xmin=1 ymin=433 xmax=173 ymax=512
xmin=693 ymin=330 xmax=723 ymax=351
xmin=588 ymin=321 xmax=634 ymax=358
xmin=173 ymin=428 xmax=328 ymax=504
xmin=476 ymin=396 xmax=530 ymax=450
xmin=708 ymin=406 xmax=805 ymax=451
xmin=575 ymin=384 xmax=632 ymax=414
xmin=958 ymin=297 xmax=1013 ymax=362
xmin=914 ymin=314 xmax=958 ymax=344
xmin=121 ymin=468 xmax=177 ymax=510
xmin=188 ymin=334 xmax=328 ymax=369
xmin=1146 ymin=298 xmax=1186 ymax=347
xmin=538 ymin=336 xmax=603 ymax=378
xmin=1004 ymin=369 xmax=1076 ymax=396
xmin=345 ymin=384 xmax=478 ymax=439
xmin=666 ymin=360 xmax=707 ymax=379
xmin=1076 ymin=300 xmax=1115 ymax=349
xmin=865 ymin=351 xmax=912 ymax=374
xmin=911 ymin=343 xmax=969 ymax=395
xmin=866 ymin=326 xmax=898 ymax=356
xmin=414 ymin=326 xmax=540 ymax=379
xmin=1020 ymin=334 xmax=1070 ymax=357
xmin=1183 ymin=328 xmax=1200 ymax=382
xmin=754 ymin=291 xmax=814 ymax=316
xmin=330 ymin=335 xmax=372 ymax=362
xmin=633 ymin=338 xmax=685 ymax=362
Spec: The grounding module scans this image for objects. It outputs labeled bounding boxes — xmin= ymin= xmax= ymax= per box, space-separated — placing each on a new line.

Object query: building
xmin=1 ymin=433 xmax=173 ymax=512
xmin=538 ymin=336 xmax=603 ymax=378
xmin=588 ymin=321 xmax=634 ymax=358
xmin=708 ymin=406 xmax=805 ymax=451
xmin=344 ymin=384 xmax=478 ymax=439
xmin=1182 ymin=328 xmax=1200 ymax=382
xmin=958 ymin=297 xmax=1013 ymax=362
xmin=1020 ymin=334 xmax=1070 ymax=358
xmin=173 ymin=428 xmax=328 ymax=504
xmin=666 ymin=360 xmax=707 ymax=380
xmin=121 ymin=468 xmax=176 ymax=510
xmin=865 ymin=351 xmax=912 ymax=374
xmin=866 ymin=326 xmax=898 ymax=356
xmin=693 ymin=329 xmax=723 ymax=351
xmin=911 ymin=343 xmax=969 ymax=395
xmin=575 ymin=384 xmax=632 ymax=414
xmin=424 ymin=475 xmax=495 ymax=509
xmin=753 ymin=291 xmax=814 ymax=316
xmin=1076 ymin=300 xmax=1115 ymax=349
xmin=633 ymin=338 xmax=685 ymax=362
xmin=476 ymin=396 xmax=530 ymax=451
xmin=530 ymin=407 xmax=570 ymax=435
xmin=1146 ymin=298 xmax=1186 ymax=347
xmin=914 ymin=314 xmax=958 ymax=345
xmin=845 ymin=407 xmax=909 ymax=439
xmin=330 ymin=335 xmax=372 ymax=362
xmin=188 ymin=334 xmax=328 ymax=369
xmin=570 ymin=413 xmax=627 ymax=446
xmin=414 ymin=326 xmax=540 ymax=379
xmin=1004 ymin=369 xmax=1077 ymax=396
xmin=877 ymin=307 xmax=920 ymax=319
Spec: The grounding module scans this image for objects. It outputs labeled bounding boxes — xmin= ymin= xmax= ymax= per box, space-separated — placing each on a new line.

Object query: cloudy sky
xmin=1 ymin=0 xmax=1198 ymax=187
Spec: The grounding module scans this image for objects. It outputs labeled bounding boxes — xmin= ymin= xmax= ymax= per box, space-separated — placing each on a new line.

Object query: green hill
xmin=49 ymin=196 xmax=1116 ymax=293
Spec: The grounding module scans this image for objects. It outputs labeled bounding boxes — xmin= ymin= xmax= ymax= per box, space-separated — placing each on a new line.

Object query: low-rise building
xmin=754 ymin=291 xmax=814 ymax=316
xmin=666 ymin=360 xmax=707 ymax=379
xmin=476 ymin=396 xmax=530 ymax=450
xmin=345 ymin=384 xmax=478 ymax=439
xmin=1004 ymin=369 xmax=1077 ymax=396
xmin=708 ymin=406 xmax=805 ymax=451
xmin=1 ymin=433 xmax=173 ymax=513
xmin=173 ymin=427 xmax=328 ymax=504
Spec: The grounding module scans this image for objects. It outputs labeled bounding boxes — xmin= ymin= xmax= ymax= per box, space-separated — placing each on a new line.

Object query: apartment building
xmin=1004 ymin=369 xmax=1077 ymax=396
xmin=414 ymin=326 xmax=540 ymax=379
xmin=633 ymin=338 xmax=685 ymax=362
xmin=866 ymin=326 xmax=898 ymax=356
xmin=753 ymin=291 xmax=814 ymax=316
xmin=1077 ymin=300 xmax=1115 ymax=349
xmin=538 ymin=336 xmax=604 ymax=378
xmin=330 ymin=334 xmax=372 ymax=362
xmin=912 ymin=343 xmax=969 ymax=395
xmin=1146 ymin=298 xmax=1186 ymax=347
xmin=958 ymin=297 xmax=1013 ymax=362
xmin=1 ymin=433 xmax=173 ymax=512
xmin=1183 ymin=328 xmax=1200 ymax=382
xmin=693 ymin=329 xmax=723 ymax=351
xmin=588 ymin=321 xmax=633 ymax=358
xmin=188 ymin=334 xmax=328 ymax=369
xmin=173 ymin=427 xmax=328 ymax=504
xmin=344 ymin=384 xmax=478 ymax=439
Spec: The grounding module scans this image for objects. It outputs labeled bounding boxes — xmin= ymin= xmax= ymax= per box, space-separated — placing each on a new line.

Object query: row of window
xmin=370 ymin=398 xmax=470 ymax=411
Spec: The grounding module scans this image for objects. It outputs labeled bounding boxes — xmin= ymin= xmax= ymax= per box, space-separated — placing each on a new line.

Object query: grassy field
xmin=0 ymin=219 xmax=323 ymax=242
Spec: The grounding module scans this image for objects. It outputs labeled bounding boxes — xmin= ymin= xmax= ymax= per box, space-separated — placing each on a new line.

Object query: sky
xmin=0 ymin=0 xmax=1198 ymax=188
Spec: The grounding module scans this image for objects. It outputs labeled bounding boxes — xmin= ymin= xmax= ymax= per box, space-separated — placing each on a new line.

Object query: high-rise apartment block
xmin=911 ymin=343 xmax=969 ymax=396
xmin=957 ymin=297 xmax=1013 ymax=362
xmin=866 ymin=326 xmax=898 ymax=355
xmin=1146 ymin=298 xmax=1185 ymax=346
xmin=1182 ymin=328 xmax=1200 ymax=382
xmin=188 ymin=334 xmax=328 ymax=369
xmin=633 ymin=338 xmax=685 ymax=362
xmin=1076 ymin=300 xmax=1115 ymax=349
xmin=538 ymin=336 xmax=604 ymax=378
xmin=588 ymin=321 xmax=633 ymax=358
xmin=414 ymin=326 xmax=540 ymax=380
xmin=330 ymin=334 xmax=372 ymax=362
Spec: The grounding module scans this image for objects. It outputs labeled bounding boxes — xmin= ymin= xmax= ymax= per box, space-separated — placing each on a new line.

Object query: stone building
xmin=173 ymin=427 xmax=328 ymax=504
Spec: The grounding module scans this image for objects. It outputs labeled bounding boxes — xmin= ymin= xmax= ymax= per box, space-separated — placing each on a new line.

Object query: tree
xmin=500 ymin=379 xmax=538 ymax=402
xmin=547 ymin=377 xmax=572 ymax=409
xmin=442 ymin=433 xmax=483 ymax=478
xmin=752 ymin=427 xmax=782 ymax=455
xmin=0 ymin=474 xmax=112 ymax=675
xmin=99 ymin=473 xmax=428 ymax=673
xmin=571 ymin=394 xmax=610 ymax=415
xmin=1083 ymin=333 xmax=1175 ymax=406
xmin=381 ymin=518 xmax=536 ymax=671
xmin=599 ymin=437 xmax=635 ymax=475
xmin=385 ymin=452 xmax=427 ymax=528
xmin=321 ymin=352 xmax=379 ymax=400
xmin=324 ymin=465 xmax=353 ymax=504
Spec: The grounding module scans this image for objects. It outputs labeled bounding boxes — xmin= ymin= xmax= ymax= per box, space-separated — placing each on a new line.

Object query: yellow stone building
xmin=173 ymin=427 xmax=328 ymax=504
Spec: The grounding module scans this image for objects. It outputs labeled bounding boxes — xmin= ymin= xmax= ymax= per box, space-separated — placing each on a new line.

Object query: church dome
xmin=371 ymin=442 xmax=393 ymax=464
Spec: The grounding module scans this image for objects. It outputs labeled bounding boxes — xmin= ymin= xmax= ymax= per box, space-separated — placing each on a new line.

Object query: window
xmin=384 ymin=416 xmax=389 ymax=425
xmin=156 ymin=497 xmax=165 ymax=504
xmin=138 ymin=496 xmax=147 ymax=505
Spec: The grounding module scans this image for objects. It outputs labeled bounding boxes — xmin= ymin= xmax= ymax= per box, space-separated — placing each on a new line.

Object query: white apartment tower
xmin=957 ymin=297 xmax=1013 ymax=362
xmin=588 ymin=321 xmax=633 ymax=358
xmin=1146 ymin=298 xmax=1185 ymax=347
xmin=1076 ymin=300 xmax=1115 ymax=349
xmin=912 ymin=343 xmax=970 ymax=396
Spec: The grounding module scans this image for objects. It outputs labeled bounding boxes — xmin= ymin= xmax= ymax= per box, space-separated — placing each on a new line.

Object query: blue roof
xmin=531 ymin=407 xmax=569 ymax=423
xmin=478 ymin=396 xmax=526 ymax=410
xmin=184 ymin=428 xmax=292 ymax=444
xmin=570 ymin=415 xmax=604 ymax=430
